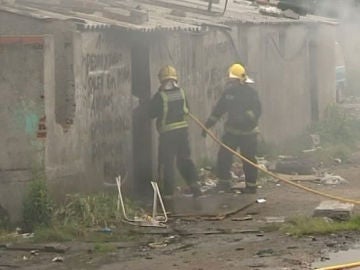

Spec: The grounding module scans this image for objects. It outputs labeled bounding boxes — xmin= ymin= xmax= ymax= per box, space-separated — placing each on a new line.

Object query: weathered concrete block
xmin=313 ymin=200 xmax=354 ymax=220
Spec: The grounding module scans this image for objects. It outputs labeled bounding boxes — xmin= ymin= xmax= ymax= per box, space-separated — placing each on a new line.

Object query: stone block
xmin=313 ymin=200 xmax=354 ymax=220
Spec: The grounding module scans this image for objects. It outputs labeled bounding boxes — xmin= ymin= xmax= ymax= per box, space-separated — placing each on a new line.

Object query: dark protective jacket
xmin=205 ymin=80 xmax=262 ymax=135
xmin=149 ymin=86 xmax=189 ymax=133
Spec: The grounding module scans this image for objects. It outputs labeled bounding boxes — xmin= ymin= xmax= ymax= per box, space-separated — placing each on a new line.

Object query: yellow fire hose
xmin=316 ymin=261 xmax=360 ymax=270
xmin=189 ymin=113 xmax=360 ymax=205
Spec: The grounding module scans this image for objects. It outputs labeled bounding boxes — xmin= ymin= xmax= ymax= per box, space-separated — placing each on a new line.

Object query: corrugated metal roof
xmin=0 ymin=0 xmax=338 ymax=32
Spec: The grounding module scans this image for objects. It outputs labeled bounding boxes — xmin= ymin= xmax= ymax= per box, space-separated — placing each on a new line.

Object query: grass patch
xmin=0 ymin=229 xmax=19 ymax=242
xmin=53 ymin=192 xmax=139 ymax=228
xmin=93 ymin=243 xmax=117 ymax=253
xmin=32 ymin=225 xmax=83 ymax=242
xmin=31 ymin=224 xmax=140 ymax=243
xmin=281 ymin=216 xmax=360 ymax=237
xmin=22 ymin=173 xmax=53 ymax=232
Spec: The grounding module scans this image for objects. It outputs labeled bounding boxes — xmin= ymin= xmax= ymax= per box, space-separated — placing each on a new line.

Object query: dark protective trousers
xmin=158 ymin=128 xmax=199 ymax=196
xmin=216 ymin=133 xmax=258 ymax=188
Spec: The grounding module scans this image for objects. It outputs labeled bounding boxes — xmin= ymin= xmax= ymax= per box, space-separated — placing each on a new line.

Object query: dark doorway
xmin=131 ymin=40 xmax=153 ymax=198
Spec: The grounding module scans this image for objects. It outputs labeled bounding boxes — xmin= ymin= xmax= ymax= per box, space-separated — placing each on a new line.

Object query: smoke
xmin=321 ymin=1 xmax=360 ymax=96
xmin=332 ymin=1 xmax=360 ymax=96
xmin=313 ymin=0 xmax=360 ymax=23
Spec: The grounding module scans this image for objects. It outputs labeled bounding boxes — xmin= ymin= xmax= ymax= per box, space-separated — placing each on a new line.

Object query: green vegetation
xmin=29 ymin=191 xmax=139 ymax=242
xmin=0 ymin=170 xmax=141 ymax=244
xmin=258 ymin=104 xmax=360 ymax=163
xmin=312 ymin=104 xmax=359 ymax=147
xmin=53 ymin=192 xmax=122 ymax=227
xmin=31 ymin=224 xmax=138 ymax=243
xmin=281 ymin=216 xmax=360 ymax=237
xmin=32 ymin=225 xmax=81 ymax=242
xmin=310 ymin=104 xmax=360 ymax=163
xmin=93 ymin=243 xmax=117 ymax=253
xmin=22 ymin=173 xmax=53 ymax=232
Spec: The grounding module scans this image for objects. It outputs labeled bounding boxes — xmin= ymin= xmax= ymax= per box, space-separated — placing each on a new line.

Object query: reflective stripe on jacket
xmin=158 ymin=88 xmax=189 ymax=133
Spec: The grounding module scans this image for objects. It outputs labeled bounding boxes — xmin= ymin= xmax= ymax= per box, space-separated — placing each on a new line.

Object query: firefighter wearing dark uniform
xmin=149 ymin=65 xmax=201 ymax=197
xmin=203 ymin=63 xmax=262 ymax=194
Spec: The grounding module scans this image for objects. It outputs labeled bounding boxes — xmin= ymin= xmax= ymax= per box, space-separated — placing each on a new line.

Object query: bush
xmin=312 ymin=104 xmax=360 ymax=147
xmin=22 ymin=175 xmax=53 ymax=232
xmin=53 ymin=192 xmax=125 ymax=228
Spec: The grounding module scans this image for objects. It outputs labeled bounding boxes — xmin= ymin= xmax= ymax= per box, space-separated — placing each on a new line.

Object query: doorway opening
xmin=131 ymin=39 xmax=153 ymax=198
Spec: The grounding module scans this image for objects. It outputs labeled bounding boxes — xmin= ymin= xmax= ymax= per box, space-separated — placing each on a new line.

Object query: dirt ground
xmin=2 ymin=156 xmax=360 ymax=270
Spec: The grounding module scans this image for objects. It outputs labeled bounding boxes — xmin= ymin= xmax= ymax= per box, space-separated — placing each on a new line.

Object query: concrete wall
xmin=148 ymin=22 xmax=336 ymax=165
xmin=149 ymin=30 xmax=234 ymax=166
xmin=338 ymin=22 xmax=360 ymax=96
xmin=247 ymin=23 xmax=312 ymax=144
xmin=45 ymin=30 xmax=134 ymax=199
xmin=0 ymin=12 xmax=134 ymax=218
xmin=0 ymin=36 xmax=48 ymax=222
xmin=0 ymin=11 xmax=78 ymax=130
xmin=0 ymin=10 xmax=337 ymax=218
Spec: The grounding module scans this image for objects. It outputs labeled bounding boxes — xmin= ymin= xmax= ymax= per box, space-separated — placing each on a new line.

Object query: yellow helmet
xmin=158 ymin=65 xmax=178 ymax=83
xmin=228 ymin=63 xmax=254 ymax=83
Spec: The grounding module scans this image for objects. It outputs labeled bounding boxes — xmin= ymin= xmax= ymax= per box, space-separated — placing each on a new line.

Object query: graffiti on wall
xmin=84 ymin=52 xmax=130 ymax=92
xmin=82 ymin=33 xmax=132 ymax=179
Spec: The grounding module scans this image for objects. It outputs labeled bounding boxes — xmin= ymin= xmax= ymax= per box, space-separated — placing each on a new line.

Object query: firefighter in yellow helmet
xmin=203 ymin=63 xmax=261 ymax=194
xmin=149 ymin=65 xmax=201 ymax=197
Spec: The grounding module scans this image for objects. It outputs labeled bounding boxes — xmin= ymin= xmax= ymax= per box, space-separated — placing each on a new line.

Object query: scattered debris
xmin=265 ymin=216 xmax=285 ymax=223
xmin=30 ymin=250 xmax=39 ymax=256
xmin=282 ymin=9 xmax=300 ymax=19
xmin=21 ymin=233 xmax=34 ymax=239
xmin=259 ymin=5 xmax=282 ymax=17
xmin=273 ymin=156 xmax=314 ymax=175
xmin=313 ymin=200 xmax=354 ymax=221
xmin=320 ymin=173 xmax=348 ymax=185
xmin=148 ymin=242 xmax=167 ymax=248
xmin=52 ymin=256 xmax=64 ymax=262
xmin=275 ymin=173 xmax=321 ymax=182
xmin=148 ymin=235 xmax=177 ymax=248
xmin=256 ymin=198 xmax=266 ymax=204
xmin=231 ymin=215 xmax=253 ymax=221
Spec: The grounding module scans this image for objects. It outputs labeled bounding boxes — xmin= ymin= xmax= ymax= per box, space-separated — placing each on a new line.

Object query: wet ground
xmin=2 ymin=158 xmax=360 ymax=269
